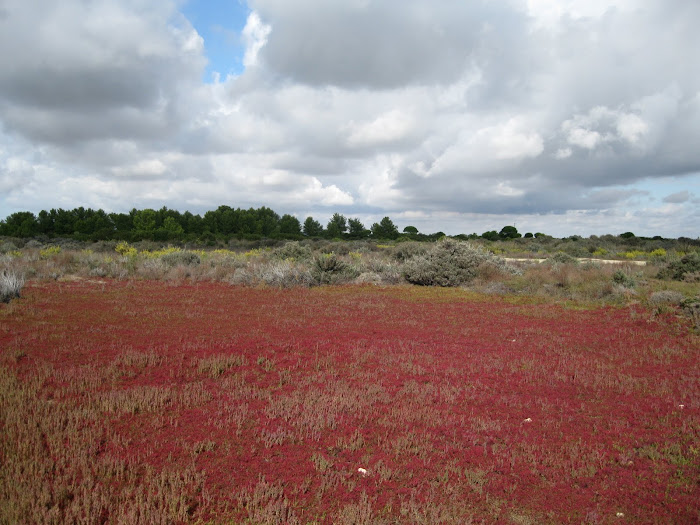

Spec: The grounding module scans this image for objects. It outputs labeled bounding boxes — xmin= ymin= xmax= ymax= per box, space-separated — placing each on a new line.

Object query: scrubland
xmin=0 ymin=238 xmax=698 ymax=523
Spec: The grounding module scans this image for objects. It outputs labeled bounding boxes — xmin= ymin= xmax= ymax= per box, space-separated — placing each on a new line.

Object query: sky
xmin=0 ymin=0 xmax=698 ymax=238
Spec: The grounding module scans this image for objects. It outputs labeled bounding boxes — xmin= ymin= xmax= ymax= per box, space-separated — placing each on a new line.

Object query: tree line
xmin=0 ymin=206 xmax=424 ymax=242
xmin=3 ymin=206 xmax=684 ymax=244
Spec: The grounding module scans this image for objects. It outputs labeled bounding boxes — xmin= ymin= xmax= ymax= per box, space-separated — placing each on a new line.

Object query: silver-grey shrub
xmin=648 ymin=290 xmax=685 ymax=307
xmin=259 ymin=260 xmax=314 ymax=288
xmin=547 ymin=252 xmax=579 ymax=265
xmin=271 ymin=241 xmax=313 ymax=261
xmin=402 ymin=239 xmax=495 ymax=287
xmin=1 ymin=270 xmax=25 ymax=303
xmin=160 ymin=250 xmax=201 ymax=267
xmin=0 ymin=242 xmax=18 ymax=254
xmin=392 ymin=242 xmax=429 ymax=262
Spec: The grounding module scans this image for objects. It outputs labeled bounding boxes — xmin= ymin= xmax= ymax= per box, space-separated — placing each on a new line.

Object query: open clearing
xmin=1 ymin=280 xmax=698 ymax=523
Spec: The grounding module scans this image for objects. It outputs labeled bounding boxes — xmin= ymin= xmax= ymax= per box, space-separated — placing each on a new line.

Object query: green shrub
xmin=657 ymin=253 xmax=700 ymax=281
xmin=160 ymin=251 xmax=201 ymax=267
xmin=612 ymin=269 xmax=636 ymax=288
xmin=402 ymin=239 xmax=493 ymax=287
xmin=311 ymin=253 xmax=358 ymax=284
xmin=320 ymin=242 xmax=351 ymax=256
xmin=680 ymin=297 xmax=700 ymax=330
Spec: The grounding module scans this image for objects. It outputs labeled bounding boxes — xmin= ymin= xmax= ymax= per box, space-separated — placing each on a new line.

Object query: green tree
xmin=132 ymin=208 xmax=157 ymax=232
xmin=403 ymin=226 xmax=419 ymax=234
xmin=163 ymin=216 xmax=184 ymax=235
xmin=279 ymin=214 xmax=302 ymax=236
xmin=348 ymin=218 xmax=369 ymax=239
xmin=0 ymin=211 xmax=39 ymax=237
xmin=499 ymin=225 xmax=521 ymax=239
xmin=326 ymin=213 xmax=348 ymax=238
xmin=371 ymin=216 xmax=399 ymax=240
xmin=184 ymin=212 xmax=204 ymax=235
xmin=481 ymin=230 xmax=499 ymax=241
xmin=254 ymin=207 xmax=281 ymax=236
xmin=303 ymin=217 xmax=324 ymax=237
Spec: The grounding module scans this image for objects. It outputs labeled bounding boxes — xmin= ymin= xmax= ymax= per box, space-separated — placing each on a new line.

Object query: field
xmin=1 ymin=279 xmax=698 ymax=524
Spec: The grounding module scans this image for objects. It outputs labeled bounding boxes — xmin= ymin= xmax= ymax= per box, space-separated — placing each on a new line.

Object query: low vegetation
xmin=1 ymin=281 xmax=697 ymax=523
xmin=1 ymin=229 xmax=698 ymax=522
xmin=1 ymin=236 xmax=698 ymax=322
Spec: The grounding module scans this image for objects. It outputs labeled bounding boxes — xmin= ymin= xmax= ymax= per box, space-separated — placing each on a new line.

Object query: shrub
xmin=115 ymin=241 xmax=138 ymax=258
xmin=311 ymin=253 xmax=358 ymax=284
xmin=547 ymin=252 xmax=579 ymax=265
xmin=657 ymin=252 xmax=700 ymax=281
xmin=683 ymin=271 xmax=700 ymax=283
xmin=648 ymin=290 xmax=685 ymax=308
xmin=679 ymin=297 xmax=700 ymax=330
xmin=259 ymin=260 xmax=314 ymax=288
xmin=612 ymin=269 xmax=636 ymax=288
xmin=160 ymin=251 xmax=201 ymax=267
xmin=402 ymin=239 xmax=493 ymax=287
xmin=392 ymin=242 xmax=429 ymax=262
xmin=39 ymin=245 xmax=61 ymax=259
xmin=271 ymin=241 xmax=313 ymax=261
xmin=0 ymin=242 xmax=18 ymax=254
xmin=320 ymin=242 xmax=351 ymax=256
xmin=649 ymin=248 xmax=667 ymax=260
xmin=1 ymin=270 xmax=25 ymax=303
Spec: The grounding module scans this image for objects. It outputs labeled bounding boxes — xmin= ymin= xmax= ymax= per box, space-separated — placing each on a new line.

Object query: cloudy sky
xmin=0 ymin=0 xmax=698 ymax=237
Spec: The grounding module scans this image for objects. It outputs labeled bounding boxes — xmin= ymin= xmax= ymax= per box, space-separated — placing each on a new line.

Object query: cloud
xmin=662 ymin=191 xmax=690 ymax=204
xmin=0 ymin=0 xmax=699 ymax=238
xmin=242 ymin=11 xmax=271 ymax=68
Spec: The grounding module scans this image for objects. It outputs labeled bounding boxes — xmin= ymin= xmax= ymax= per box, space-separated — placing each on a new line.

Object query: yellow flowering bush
xmin=39 ymin=246 xmax=61 ymax=259
xmin=115 ymin=241 xmax=137 ymax=257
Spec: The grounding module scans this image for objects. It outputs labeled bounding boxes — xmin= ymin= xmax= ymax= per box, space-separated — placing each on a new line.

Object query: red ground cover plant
xmin=0 ymin=280 xmax=698 ymax=524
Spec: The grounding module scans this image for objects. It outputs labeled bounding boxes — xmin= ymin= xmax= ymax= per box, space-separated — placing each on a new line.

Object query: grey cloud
xmin=663 ymin=191 xmax=690 ymax=204
xmin=0 ymin=0 xmax=204 ymax=145
xmin=250 ymin=0 xmax=532 ymax=90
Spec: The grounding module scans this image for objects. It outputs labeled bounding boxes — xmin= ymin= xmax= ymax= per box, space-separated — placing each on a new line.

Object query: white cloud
xmin=242 ymin=11 xmax=271 ymax=68
xmin=296 ymin=177 xmax=354 ymax=206
xmin=554 ymin=147 xmax=572 ymax=159
xmin=616 ymin=113 xmax=648 ymax=143
xmin=346 ymin=110 xmax=415 ymax=148
xmin=562 ymin=105 xmax=652 ymax=151
xmin=112 ymin=159 xmax=168 ymax=178
xmin=566 ymin=126 xmax=602 ymax=150
xmin=475 ymin=118 xmax=544 ymax=160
